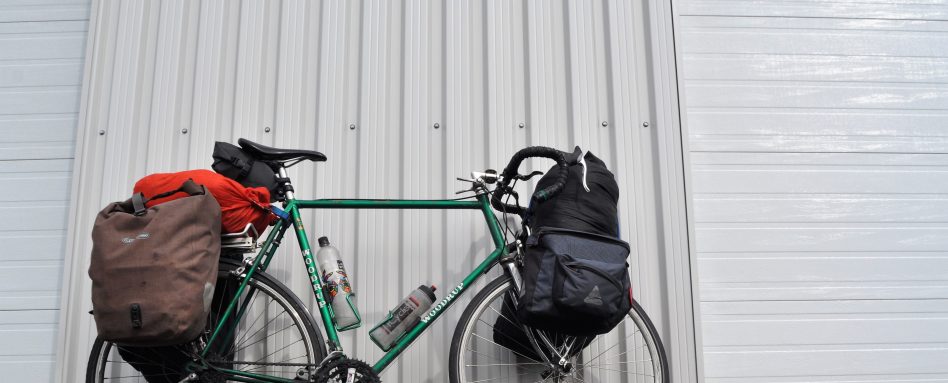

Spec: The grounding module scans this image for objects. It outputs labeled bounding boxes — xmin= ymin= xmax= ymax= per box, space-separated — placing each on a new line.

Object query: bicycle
xmin=86 ymin=139 xmax=668 ymax=383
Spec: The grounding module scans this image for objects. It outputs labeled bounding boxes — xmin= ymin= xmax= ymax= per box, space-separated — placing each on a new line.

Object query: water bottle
xmin=369 ymin=285 xmax=437 ymax=351
xmin=316 ymin=237 xmax=360 ymax=329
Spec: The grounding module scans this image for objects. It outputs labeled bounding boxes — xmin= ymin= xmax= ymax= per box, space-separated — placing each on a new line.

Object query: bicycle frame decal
xmin=290 ymin=204 xmax=340 ymax=347
xmin=421 ymin=282 xmax=463 ymax=324
xmin=205 ymin=192 xmax=508 ymax=380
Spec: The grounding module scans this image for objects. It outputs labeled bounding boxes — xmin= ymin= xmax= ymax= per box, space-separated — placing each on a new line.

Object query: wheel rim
xmin=456 ymin=279 xmax=664 ymax=383
xmin=91 ymin=270 xmax=319 ymax=382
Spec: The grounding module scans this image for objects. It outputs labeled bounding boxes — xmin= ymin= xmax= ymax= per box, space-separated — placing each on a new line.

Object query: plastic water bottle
xmin=316 ymin=237 xmax=360 ymax=329
xmin=369 ymin=285 xmax=437 ymax=351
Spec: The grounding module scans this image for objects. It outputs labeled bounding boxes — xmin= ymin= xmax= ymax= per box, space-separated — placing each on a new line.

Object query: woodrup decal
xmin=421 ymin=282 xmax=463 ymax=324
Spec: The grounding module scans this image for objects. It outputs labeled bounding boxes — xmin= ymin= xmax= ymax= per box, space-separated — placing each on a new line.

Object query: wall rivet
xmin=601 ymin=121 xmax=608 ymax=127
xmin=642 ymin=121 xmax=650 ymax=128
xmin=433 ymin=122 xmax=440 ymax=129
xmin=264 ymin=126 xmax=271 ymax=133
xmin=349 ymin=124 xmax=356 ymax=130
xmin=98 ymin=130 xmax=105 ymax=135
xmin=518 ymin=122 xmax=525 ymax=129
xmin=181 ymin=128 xmax=188 ymax=134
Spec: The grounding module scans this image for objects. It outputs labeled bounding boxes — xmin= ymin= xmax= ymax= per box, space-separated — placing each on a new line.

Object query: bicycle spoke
xmin=581 ymin=359 xmax=655 ymax=367
xmin=463 ymin=369 xmax=550 ymax=383
xmin=247 ymin=338 xmax=305 ymax=367
xmin=470 ymin=333 xmax=545 ymax=364
xmin=578 ymin=330 xmax=643 ymax=367
xmin=489 ymin=303 xmax=519 ymax=328
xmin=574 ymin=365 xmax=653 ymax=377
xmin=242 ymin=355 xmax=309 ymax=373
xmin=579 ymin=343 xmax=651 ymax=367
xmin=231 ymin=297 xmax=277 ymax=351
xmin=104 ymin=375 xmax=176 ymax=380
xmin=233 ymin=321 xmax=297 ymax=355
xmin=475 ymin=316 xmax=537 ymax=356
xmin=464 ymin=348 xmax=547 ymax=367
xmin=230 ymin=287 xmax=264 ymax=343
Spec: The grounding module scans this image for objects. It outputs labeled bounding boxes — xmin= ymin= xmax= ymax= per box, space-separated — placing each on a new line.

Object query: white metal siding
xmin=0 ymin=0 xmax=89 ymax=382
xmin=56 ymin=0 xmax=698 ymax=381
xmin=677 ymin=0 xmax=948 ymax=381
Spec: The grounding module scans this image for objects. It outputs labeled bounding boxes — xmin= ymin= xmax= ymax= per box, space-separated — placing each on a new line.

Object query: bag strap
xmin=231 ymin=155 xmax=254 ymax=179
xmin=132 ymin=193 xmax=147 ymax=216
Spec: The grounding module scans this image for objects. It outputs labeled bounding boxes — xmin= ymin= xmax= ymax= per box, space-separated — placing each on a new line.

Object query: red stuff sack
xmin=134 ymin=169 xmax=273 ymax=233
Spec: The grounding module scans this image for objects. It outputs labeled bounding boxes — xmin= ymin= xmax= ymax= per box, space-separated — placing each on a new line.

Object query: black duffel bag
xmin=211 ymin=141 xmax=281 ymax=202
xmin=530 ymin=149 xmax=619 ymax=236
xmin=516 ymin=227 xmax=631 ymax=336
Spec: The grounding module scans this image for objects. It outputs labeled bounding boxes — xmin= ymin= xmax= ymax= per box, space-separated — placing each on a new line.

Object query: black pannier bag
xmin=516 ymin=228 xmax=631 ymax=336
xmin=493 ymin=147 xmax=631 ymax=346
xmin=212 ymin=141 xmax=280 ymax=202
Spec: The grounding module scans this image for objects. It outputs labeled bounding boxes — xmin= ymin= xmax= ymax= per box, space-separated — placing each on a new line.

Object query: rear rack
xmin=221 ymin=223 xmax=259 ymax=254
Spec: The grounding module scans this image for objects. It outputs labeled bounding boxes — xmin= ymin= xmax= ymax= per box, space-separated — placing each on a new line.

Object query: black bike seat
xmin=238 ymin=138 xmax=327 ymax=163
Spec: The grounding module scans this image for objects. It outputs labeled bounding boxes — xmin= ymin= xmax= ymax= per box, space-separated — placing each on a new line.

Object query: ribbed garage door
xmin=677 ymin=0 xmax=948 ymax=381
xmin=0 ymin=0 xmax=89 ymax=381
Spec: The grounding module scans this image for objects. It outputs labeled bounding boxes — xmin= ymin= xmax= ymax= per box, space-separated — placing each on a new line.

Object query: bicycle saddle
xmin=238 ymin=138 xmax=327 ymax=163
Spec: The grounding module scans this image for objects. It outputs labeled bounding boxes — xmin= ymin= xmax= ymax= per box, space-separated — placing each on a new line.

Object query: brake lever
xmin=514 ymin=171 xmax=544 ymax=181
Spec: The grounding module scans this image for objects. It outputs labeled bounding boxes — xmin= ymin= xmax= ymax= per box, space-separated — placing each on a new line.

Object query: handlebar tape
xmin=491 ymin=146 xmax=569 ymax=215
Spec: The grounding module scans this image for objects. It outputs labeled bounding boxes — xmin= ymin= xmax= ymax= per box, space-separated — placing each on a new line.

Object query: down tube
xmin=372 ymin=197 xmax=507 ymax=372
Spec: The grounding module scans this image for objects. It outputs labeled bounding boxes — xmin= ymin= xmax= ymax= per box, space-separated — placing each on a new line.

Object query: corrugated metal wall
xmin=56 ymin=0 xmax=698 ymax=381
xmin=0 ymin=0 xmax=90 ymax=381
xmin=676 ymin=0 xmax=948 ymax=380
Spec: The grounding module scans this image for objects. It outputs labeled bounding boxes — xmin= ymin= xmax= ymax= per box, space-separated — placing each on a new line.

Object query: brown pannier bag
xmin=89 ymin=179 xmax=221 ymax=346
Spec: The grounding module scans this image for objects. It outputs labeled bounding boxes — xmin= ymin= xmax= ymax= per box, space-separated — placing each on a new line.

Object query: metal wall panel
xmin=56 ymin=0 xmax=697 ymax=381
xmin=676 ymin=0 xmax=948 ymax=381
xmin=0 ymin=0 xmax=90 ymax=381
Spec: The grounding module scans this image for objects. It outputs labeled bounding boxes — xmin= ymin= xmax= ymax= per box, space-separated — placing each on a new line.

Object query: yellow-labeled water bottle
xmin=316 ymin=237 xmax=360 ymax=330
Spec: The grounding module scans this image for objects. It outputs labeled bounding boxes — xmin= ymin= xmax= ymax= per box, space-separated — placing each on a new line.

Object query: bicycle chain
xmin=207 ymin=358 xmax=315 ymax=367
xmin=207 ymin=357 xmax=380 ymax=382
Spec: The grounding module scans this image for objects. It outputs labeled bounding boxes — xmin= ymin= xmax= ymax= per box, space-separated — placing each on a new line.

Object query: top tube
xmin=293 ymin=198 xmax=482 ymax=210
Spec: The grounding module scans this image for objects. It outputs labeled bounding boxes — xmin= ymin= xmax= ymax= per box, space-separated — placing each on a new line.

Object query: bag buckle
xmin=129 ymin=303 xmax=142 ymax=329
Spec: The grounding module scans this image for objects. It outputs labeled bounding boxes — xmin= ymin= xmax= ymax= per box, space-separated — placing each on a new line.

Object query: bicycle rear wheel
xmin=86 ymin=259 xmax=326 ymax=382
xmin=449 ymin=275 xmax=668 ymax=383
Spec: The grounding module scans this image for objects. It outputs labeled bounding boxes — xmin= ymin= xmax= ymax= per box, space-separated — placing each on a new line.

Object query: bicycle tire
xmin=449 ymin=275 xmax=668 ymax=383
xmin=86 ymin=259 xmax=327 ymax=382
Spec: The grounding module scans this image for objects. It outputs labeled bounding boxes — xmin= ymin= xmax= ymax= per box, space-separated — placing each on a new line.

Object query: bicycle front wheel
xmin=86 ymin=259 xmax=326 ymax=382
xmin=449 ymin=275 xmax=668 ymax=383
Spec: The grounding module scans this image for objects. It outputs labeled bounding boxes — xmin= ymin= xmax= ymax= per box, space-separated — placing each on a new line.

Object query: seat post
xmin=277 ymin=166 xmax=295 ymax=200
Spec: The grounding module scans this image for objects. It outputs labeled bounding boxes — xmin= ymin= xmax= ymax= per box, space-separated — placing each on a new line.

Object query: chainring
xmin=314 ymin=358 xmax=380 ymax=383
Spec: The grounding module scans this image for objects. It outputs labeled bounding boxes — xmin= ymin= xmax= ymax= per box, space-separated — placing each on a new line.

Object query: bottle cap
xmin=418 ymin=285 xmax=437 ymax=302
xmin=317 ymin=236 xmax=330 ymax=247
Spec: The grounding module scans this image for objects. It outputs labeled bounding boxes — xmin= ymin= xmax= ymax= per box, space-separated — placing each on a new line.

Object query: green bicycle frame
xmin=200 ymin=192 xmax=508 ymax=382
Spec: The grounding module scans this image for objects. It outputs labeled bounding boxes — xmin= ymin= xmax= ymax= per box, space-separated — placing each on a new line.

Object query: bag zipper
xmin=533 ymin=227 xmax=630 ymax=252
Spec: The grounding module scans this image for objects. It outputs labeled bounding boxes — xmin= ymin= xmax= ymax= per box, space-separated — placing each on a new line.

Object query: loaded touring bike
xmin=86 ymin=139 xmax=668 ymax=383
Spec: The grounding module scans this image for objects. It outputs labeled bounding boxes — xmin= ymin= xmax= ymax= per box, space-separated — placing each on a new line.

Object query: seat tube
xmin=288 ymin=203 xmax=342 ymax=350
xmin=278 ymin=167 xmax=295 ymax=200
